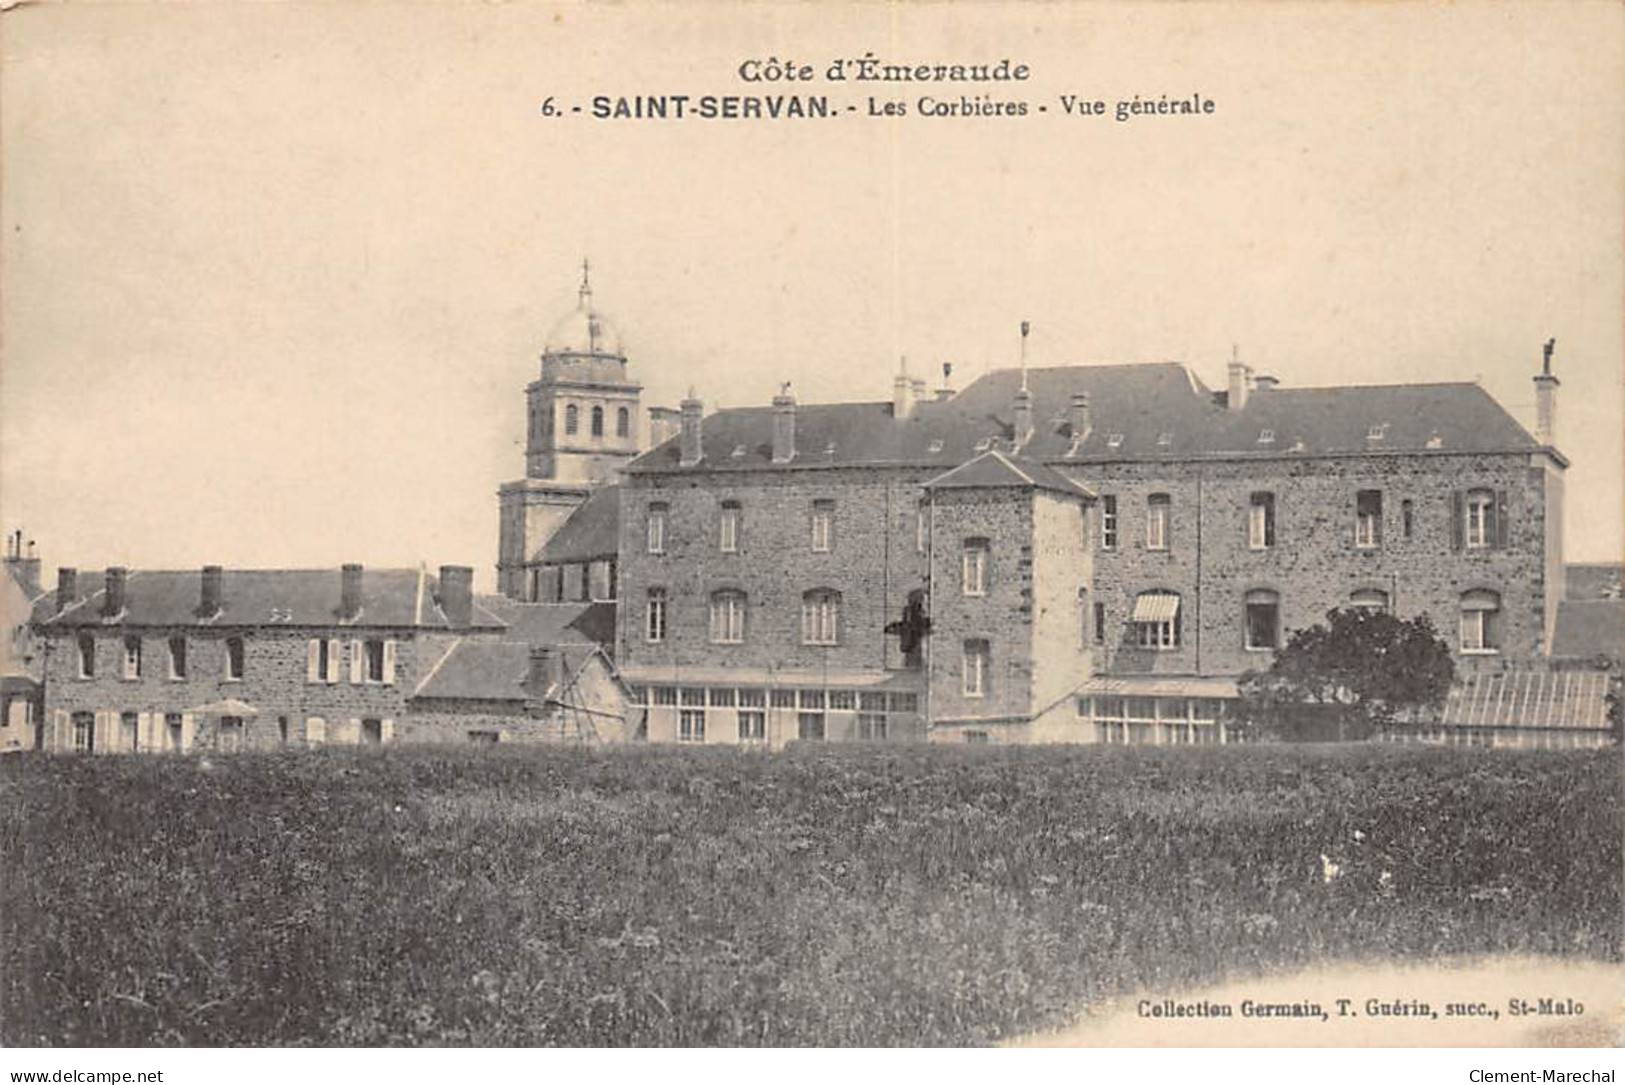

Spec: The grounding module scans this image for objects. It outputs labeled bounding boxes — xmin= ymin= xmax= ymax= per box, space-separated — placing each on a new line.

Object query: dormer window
xmin=1426 ymin=434 xmax=1444 ymax=449
xmin=1258 ymin=429 xmax=1275 ymax=445
xmin=731 ymin=444 xmax=747 ymax=459
xmin=974 ymin=438 xmax=992 ymax=453
xmin=1156 ymin=432 xmax=1172 ymax=447
xmin=1106 ymin=433 xmax=1124 ymax=448
xmin=928 ymin=439 xmax=945 ymax=453
xmin=1367 ymin=423 xmax=1388 ymax=441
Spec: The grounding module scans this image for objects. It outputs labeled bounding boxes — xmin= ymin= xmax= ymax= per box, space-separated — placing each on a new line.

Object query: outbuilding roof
xmin=535 ymin=485 xmax=621 ymax=563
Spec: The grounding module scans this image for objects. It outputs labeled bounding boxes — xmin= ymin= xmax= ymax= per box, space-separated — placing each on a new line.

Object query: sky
xmin=3 ymin=2 xmax=1621 ymax=591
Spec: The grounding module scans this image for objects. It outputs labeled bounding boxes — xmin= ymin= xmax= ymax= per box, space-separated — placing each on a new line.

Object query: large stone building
xmin=608 ymin=343 xmax=1611 ymax=749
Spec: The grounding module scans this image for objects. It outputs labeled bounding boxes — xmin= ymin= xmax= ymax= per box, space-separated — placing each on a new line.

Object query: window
xmin=810 ymin=500 xmax=835 ymax=552
xmin=168 ymin=636 xmax=187 ymax=679
xmin=708 ymin=688 xmax=736 ymax=707
xmin=77 ymin=634 xmax=95 ymax=678
xmin=278 ymin=716 xmax=290 ymax=744
xmin=1401 ymin=499 xmax=1414 ymax=539
xmin=565 ymin=403 xmax=579 ymax=435
xmin=1355 ymin=490 xmax=1382 ymax=548
xmin=468 ymin=730 xmax=500 ymax=745
xmin=616 ymin=407 xmax=630 ymax=438
xmin=1132 ymin=591 xmax=1181 ymax=649
xmin=889 ymin=693 xmax=919 ymax=714
xmin=709 ymin=590 xmax=746 ymax=644
xmin=590 ymin=405 xmax=604 ymax=437
xmin=797 ymin=713 xmax=826 ymax=741
xmin=963 ymin=639 xmax=990 ymax=697
xmin=856 ymin=714 xmax=887 ymax=741
xmin=960 ymin=538 xmax=989 ymax=596
xmin=361 ymin=718 xmax=383 ymax=746
xmin=645 ymin=589 xmax=667 ymax=643
xmin=220 ymin=716 xmax=245 ymax=753
xmin=364 ymin=639 xmax=387 ymax=683
xmin=737 ymin=711 xmax=766 ymax=742
xmin=801 ymin=590 xmax=841 ymax=645
xmin=1257 ymin=429 xmax=1275 ymax=445
xmin=770 ymin=689 xmax=796 ymax=709
xmin=1248 ymin=492 xmax=1275 ymax=550
xmin=1093 ymin=601 xmax=1106 ymax=645
xmin=1350 ymin=589 xmax=1389 ymax=613
xmin=829 ymin=690 xmax=856 ymax=711
xmin=122 ymin=636 xmax=142 ymax=680
xmin=678 ymin=709 xmax=705 ymax=742
xmin=224 ymin=637 xmax=245 ymax=680
xmin=121 ymin=711 xmax=139 ymax=752
xmin=719 ymin=501 xmax=740 ymax=553
xmin=1146 ymin=494 xmax=1170 ymax=550
xmin=1465 ymin=489 xmax=1494 ymax=549
xmin=652 ymin=686 xmax=678 ymax=706
xmin=964 ymin=730 xmax=991 ymax=745
xmin=1100 ymin=495 xmax=1118 ymax=550
xmin=798 ymin=689 xmax=825 ymax=710
xmin=72 ymin=711 xmax=94 ymax=753
xmin=739 ymin=688 xmax=765 ymax=708
xmin=307 ymin=638 xmax=342 ymax=683
xmin=1244 ymin=588 xmax=1281 ymax=651
xmin=1459 ymin=589 xmax=1502 ymax=653
xmin=646 ymin=503 xmax=668 ymax=554
xmin=1078 ymin=588 xmax=1090 ymax=647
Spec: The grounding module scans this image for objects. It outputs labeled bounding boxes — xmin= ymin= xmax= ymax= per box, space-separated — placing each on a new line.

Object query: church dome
xmin=544 ymin=262 xmax=624 ymax=357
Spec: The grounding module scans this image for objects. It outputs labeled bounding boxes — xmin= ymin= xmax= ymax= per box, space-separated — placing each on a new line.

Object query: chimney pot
xmin=1533 ymin=347 xmax=1560 ymax=446
xmin=772 ymin=391 xmax=797 ymax=464
xmin=1012 ymin=386 xmax=1034 ymax=448
xmin=1227 ymin=359 xmax=1249 ymax=412
xmin=199 ymin=565 xmax=223 ymax=618
xmin=1069 ymin=392 xmax=1092 ymax=441
xmin=340 ymin=563 xmax=364 ymax=620
xmin=1253 ymin=374 xmax=1279 ymax=391
xmin=56 ymin=567 xmax=78 ymax=613
xmin=893 ymin=372 xmax=915 ymax=419
xmin=103 ymin=567 xmax=128 ymax=617
xmin=679 ymin=396 xmax=704 ymax=467
xmin=438 ymin=564 xmax=474 ymax=628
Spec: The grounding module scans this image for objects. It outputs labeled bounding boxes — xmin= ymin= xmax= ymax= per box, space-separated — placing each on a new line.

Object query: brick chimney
xmin=1534 ymin=338 xmax=1560 ymax=446
xmin=56 ymin=567 xmax=77 ymax=613
xmin=1012 ymin=385 xmax=1034 ymax=448
xmin=526 ymin=644 xmax=566 ymax=702
xmin=438 ymin=565 xmax=473 ymax=628
xmin=4 ymin=531 xmax=41 ymax=596
xmin=1227 ymin=358 xmax=1250 ymax=411
xmin=199 ymin=565 xmax=223 ymax=618
xmin=1069 ymin=392 xmax=1092 ymax=441
xmin=893 ymin=364 xmax=916 ymax=419
xmin=339 ymin=563 xmax=363 ymax=620
xmin=679 ymin=393 xmax=704 ymax=467
xmin=103 ymin=567 xmax=128 ymax=617
xmin=935 ymin=362 xmax=955 ymax=402
xmin=772 ymin=389 xmax=797 ymax=464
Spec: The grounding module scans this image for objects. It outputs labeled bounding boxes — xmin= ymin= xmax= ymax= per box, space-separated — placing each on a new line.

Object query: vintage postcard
xmin=1 ymin=0 xmax=1620 ymax=1067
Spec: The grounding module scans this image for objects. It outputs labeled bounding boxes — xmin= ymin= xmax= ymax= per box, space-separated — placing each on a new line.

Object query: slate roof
xmin=536 ymin=485 xmax=621 ymax=563
xmin=925 ymin=450 xmax=1095 ymax=499
xmin=36 ymin=568 xmax=505 ymax=631
xmin=473 ymin=598 xmax=604 ymax=646
xmin=1566 ymin=563 xmax=1623 ymax=601
xmin=411 ymin=640 xmax=602 ymax=702
xmin=627 ymin=363 xmax=1546 ymax=474
xmin=1550 ymin=600 xmax=1625 ymax=661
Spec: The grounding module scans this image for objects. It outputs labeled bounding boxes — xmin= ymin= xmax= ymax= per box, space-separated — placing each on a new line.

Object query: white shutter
xmin=180 ymin=713 xmax=196 ymax=752
xmin=306 ymin=639 xmax=321 ymax=683
xmin=96 ymin=711 xmax=114 ymax=755
xmin=380 ymin=718 xmax=395 ymax=744
xmin=348 ymin=717 xmax=361 ymax=746
xmin=306 ymin=716 xmax=326 ymax=746
xmin=382 ymin=640 xmax=397 ymax=685
xmin=348 ymin=640 xmax=364 ymax=685
xmin=137 ymin=712 xmax=152 ymax=754
xmin=325 ymin=639 xmax=341 ymax=683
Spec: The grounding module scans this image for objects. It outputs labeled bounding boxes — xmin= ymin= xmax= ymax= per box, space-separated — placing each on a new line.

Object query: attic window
xmin=1258 ymin=429 xmax=1275 ymax=445
xmin=824 ymin=441 xmax=837 ymax=455
xmin=731 ymin=444 xmax=747 ymax=458
xmin=1426 ymin=434 xmax=1444 ymax=449
xmin=1367 ymin=423 xmax=1388 ymax=441
xmin=928 ymin=439 xmax=945 ymax=453
xmin=974 ymin=438 xmax=993 ymax=452
xmin=1106 ymin=433 xmax=1124 ymax=448
xmin=1156 ymin=432 xmax=1172 ymax=447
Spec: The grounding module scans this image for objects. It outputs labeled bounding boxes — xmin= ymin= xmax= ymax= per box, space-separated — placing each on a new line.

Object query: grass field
xmin=1 ymin=743 xmax=1619 ymax=1047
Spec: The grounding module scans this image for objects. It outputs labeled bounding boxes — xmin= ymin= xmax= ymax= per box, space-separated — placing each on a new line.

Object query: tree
xmin=1235 ymin=607 xmax=1455 ymax=742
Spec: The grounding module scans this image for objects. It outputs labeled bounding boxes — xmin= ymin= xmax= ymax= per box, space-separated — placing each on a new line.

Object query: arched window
xmin=802 ymin=589 xmax=841 ymax=645
xmin=709 ymin=590 xmax=746 ymax=644
xmin=564 ymin=403 xmax=579 ymax=435
xmin=591 ymin=405 xmax=604 ymax=437
xmin=1350 ymin=588 xmax=1389 ymax=613
xmin=1460 ymin=589 xmax=1501 ymax=653
xmin=1132 ymin=590 xmax=1181 ymax=649
xmin=1244 ymin=588 xmax=1280 ymax=650
xmin=616 ymin=406 xmax=630 ymax=438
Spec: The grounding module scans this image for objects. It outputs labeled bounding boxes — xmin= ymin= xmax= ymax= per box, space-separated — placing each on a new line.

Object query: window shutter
xmin=348 ymin=640 xmax=363 ymax=684
xmin=1495 ymin=489 xmax=1510 ymax=549
xmin=349 ymin=718 xmax=361 ymax=746
xmin=306 ymin=639 xmax=321 ymax=683
xmin=138 ymin=712 xmax=152 ymax=753
xmin=382 ymin=640 xmax=397 ymax=685
xmin=325 ymin=638 xmax=342 ymax=683
xmin=181 ymin=713 xmax=196 ymax=752
xmin=381 ymin=718 xmax=395 ymax=744
xmin=1450 ymin=491 xmax=1465 ymax=550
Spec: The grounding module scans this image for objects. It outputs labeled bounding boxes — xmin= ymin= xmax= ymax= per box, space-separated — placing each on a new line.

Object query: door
xmin=361 ymin=718 xmax=382 ymax=745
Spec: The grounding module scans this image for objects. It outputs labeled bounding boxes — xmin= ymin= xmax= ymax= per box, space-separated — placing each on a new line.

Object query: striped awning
xmin=1131 ymin=593 xmax=1181 ymax=624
